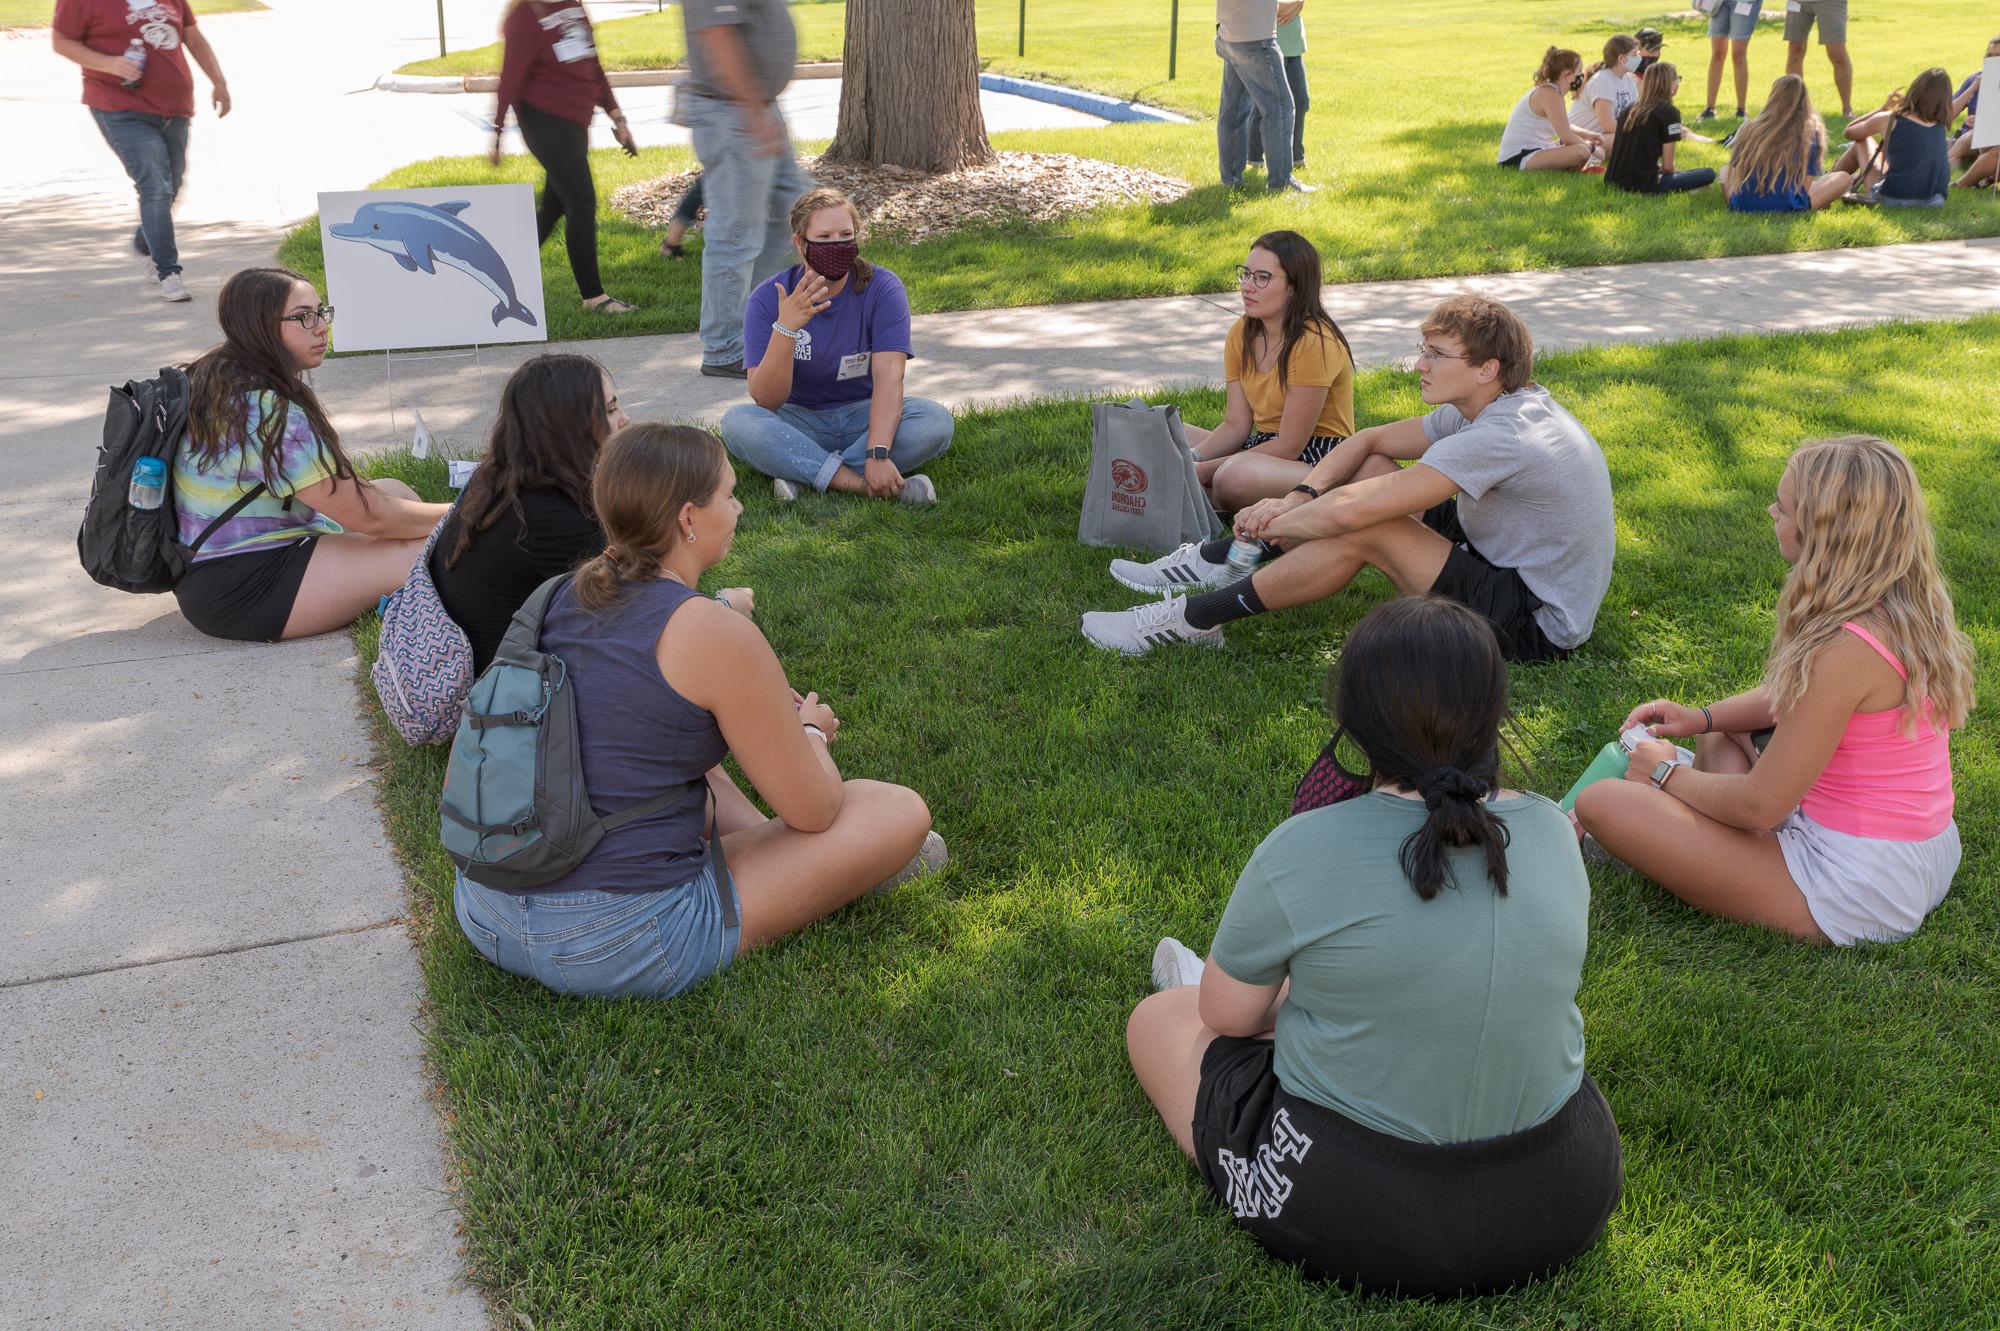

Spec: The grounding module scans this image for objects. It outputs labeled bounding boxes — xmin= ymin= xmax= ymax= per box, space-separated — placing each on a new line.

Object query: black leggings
xmin=516 ymin=100 xmax=603 ymax=299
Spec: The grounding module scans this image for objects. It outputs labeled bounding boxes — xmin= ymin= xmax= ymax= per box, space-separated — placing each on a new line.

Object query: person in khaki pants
xmin=1784 ymin=0 xmax=1854 ymax=117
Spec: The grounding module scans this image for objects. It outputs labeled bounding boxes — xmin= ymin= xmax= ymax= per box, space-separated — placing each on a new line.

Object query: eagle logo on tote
xmin=1110 ymin=459 xmax=1148 ymax=494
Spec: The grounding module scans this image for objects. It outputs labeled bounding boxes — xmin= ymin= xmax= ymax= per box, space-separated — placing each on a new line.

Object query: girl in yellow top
xmin=1190 ymin=230 xmax=1356 ymax=513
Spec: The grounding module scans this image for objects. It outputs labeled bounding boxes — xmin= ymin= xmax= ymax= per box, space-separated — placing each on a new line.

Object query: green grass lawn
xmin=355 ymin=317 xmax=1998 ymax=1330
xmin=0 ymin=0 xmax=260 ymax=27
xmin=396 ymin=0 xmax=847 ymax=77
xmin=290 ymin=0 xmax=2000 ymax=345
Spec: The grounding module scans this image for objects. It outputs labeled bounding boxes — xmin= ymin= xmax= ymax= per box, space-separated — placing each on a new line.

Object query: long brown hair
xmin=1726 ymin=75 xmax=1827 ymax=199
xmin=1900 ymin=67 xmax=1952 ymax=126
xmin=570 ymin=423 xmax=729 ymax=612
xmin=1580 ymin=34 xmax=1640 ymax=93
xmin=184 ymin=267 xmax=353 ymax=489
xmin=445 ymin=353 xmax=608 ymax=570
xmin=1625 ymin=60 xmax=1680 ymax=131
xmin=1241 ymin=230 xmax=1351 ymax=393
xmin=789 ymin=186 xmax=873 ymax=294
xmin=1534 ymin=46 xmax=1582 ymax=89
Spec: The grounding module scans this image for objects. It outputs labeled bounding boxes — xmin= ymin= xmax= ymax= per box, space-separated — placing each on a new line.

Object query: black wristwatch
xmin=1290 ymin=482 xmax=1321 ymax=500
xmin=867 ymin=446 xmax=892 ymax=461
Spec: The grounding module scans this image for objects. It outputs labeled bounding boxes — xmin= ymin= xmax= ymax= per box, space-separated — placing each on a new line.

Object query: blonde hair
xmin=1727 ymin=75 xmax=1827 ymax=199
xmin=571 ymin=423 xmax=729 ymax=612
xmin=788 ymin=186 xmax=874 ymax=293
xmin=1626 ymin=61 xmax=1680 ymax=131
xmin=1764 ymin=436 xmax=1975 ymax=733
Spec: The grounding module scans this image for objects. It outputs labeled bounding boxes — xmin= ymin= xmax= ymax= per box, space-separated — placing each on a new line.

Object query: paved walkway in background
xmin=5 ymin=2 xmax=2000 ymax=1326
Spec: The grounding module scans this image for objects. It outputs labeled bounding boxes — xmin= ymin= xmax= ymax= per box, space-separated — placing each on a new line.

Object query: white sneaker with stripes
xmin=1108 ymin=541 xmax=1230 ymax=593
xmin=1080 ymin=593 xmax=1223 ymax=655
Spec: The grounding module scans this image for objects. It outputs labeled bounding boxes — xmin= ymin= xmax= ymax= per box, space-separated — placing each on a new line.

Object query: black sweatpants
xmin=516 ymin=100 xmax=603 ymax=299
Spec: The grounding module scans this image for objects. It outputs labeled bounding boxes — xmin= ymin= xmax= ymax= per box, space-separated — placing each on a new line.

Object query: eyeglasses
xmin=1235 ymin=265 xmax=1277 ymax=290
xmin=279 ymin=305 xmax=335 ymax=331
xmin=1414 ymin=343 xmax=1478 ymax=365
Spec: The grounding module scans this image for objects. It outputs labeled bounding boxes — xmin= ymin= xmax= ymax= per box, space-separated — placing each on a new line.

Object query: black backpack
xmin=77 ymin=366 xmax=266 ymax=593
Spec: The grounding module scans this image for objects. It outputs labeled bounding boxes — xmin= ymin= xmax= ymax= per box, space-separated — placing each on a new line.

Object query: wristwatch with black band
xmin=867 ymin=446 xmax=892 ymax=461
xmin=1290 ymin=482 xmax=1321 ymax=500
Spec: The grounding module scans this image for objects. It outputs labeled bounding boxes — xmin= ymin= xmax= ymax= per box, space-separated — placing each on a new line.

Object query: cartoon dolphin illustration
xmin=329 ymin=200 xmax=537 ymax=328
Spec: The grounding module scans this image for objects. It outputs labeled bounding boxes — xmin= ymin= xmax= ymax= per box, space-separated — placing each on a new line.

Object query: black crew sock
xmin=1198 ymin=535 xmax=1282 ymax=564
xmin=1184 ymin=577 xmax=1267 ymax=631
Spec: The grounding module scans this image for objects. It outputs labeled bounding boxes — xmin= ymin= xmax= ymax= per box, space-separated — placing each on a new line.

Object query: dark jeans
xmin=516 ymin=100 xmax=603 ymax=299
xmin=89 ymin=108 xmax=188 ymax=278
xmin=673 ymin=175 xmax=705 ymax=225
xmin=1657 ymin=168 xmax=1717 ymax=193
xmin=1246 ymin=54 xmax=1310 ymax=163
xmin=1216 ymin=34 xmax=1294 ymax=190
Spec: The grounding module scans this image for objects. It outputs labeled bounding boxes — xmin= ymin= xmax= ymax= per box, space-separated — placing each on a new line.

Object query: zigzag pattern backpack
xmin=371 ymin=509 xmax=473 ymax=746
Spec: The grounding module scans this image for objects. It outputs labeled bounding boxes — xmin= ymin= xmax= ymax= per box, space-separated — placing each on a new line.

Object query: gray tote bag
xmin=1079 ymin=400 xmax=1222 ymax=552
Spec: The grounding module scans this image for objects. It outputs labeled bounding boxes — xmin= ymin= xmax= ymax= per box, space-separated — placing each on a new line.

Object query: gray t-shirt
xmin=1211 ymin=792 xmax=1590 ymax=1146
xmin=678 ymin=0 xmax=796 ymax=103
xmin=1420 ymin=386 xmax=1615 ymax=649
xmin=1216 ymin=0 xmax=1278 ymax=43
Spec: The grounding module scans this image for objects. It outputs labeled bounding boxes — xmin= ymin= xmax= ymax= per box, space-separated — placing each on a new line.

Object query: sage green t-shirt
xmin=1210 ymin=791 xmax=1589 ymax=1146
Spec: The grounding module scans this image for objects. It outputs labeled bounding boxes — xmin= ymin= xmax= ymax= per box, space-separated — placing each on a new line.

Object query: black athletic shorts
xmin=1420 ymin=499 xmax=1571 ymax=663
xmin=1193 ymin=1035 xmax=1623 ymax=1298
xmin=172 ymin=537 xmax=319 ymax=642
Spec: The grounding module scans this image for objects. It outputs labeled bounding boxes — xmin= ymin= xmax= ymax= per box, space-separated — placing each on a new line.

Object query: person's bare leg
xmin=1247 ymin=516 xmax=1452 ymax=613
xmin=1706 ymin=35 xmax=1729 ymax=113
xmin=1956 ymin=148 xmax=1999 ymax=188
xmin=705 ymin=766 xmax=768 ymax=837
xmin=1573 ymin=780 xmax=1826 ymax=940
xmin=724 ymin=778 xmax=930 ymax=949
xmin=1523 ymin=142 xmax=1594 ymax=171
xmin=1730 ymin=39 xmax=1752 ymax=114
xmin=1830 ymin=138 xmax=1867 ymax=175
xmin=1211 ymin=452 xmax=1313 ymax=510
xmin=1692 ymin=728 xmax=1758 ymax=774
xmin=1825 ymin=43 xmax=1852 ymax=116
xmin=1808 ymin=169 xmax=1854 ymax=207
xmin=1126 ymin=986 xmax=1221 ymax=1159
xmin=281 ymin=531 xmax=428 ymax=638
xmin=1784 ymin=40 xmax=1807 ymax=82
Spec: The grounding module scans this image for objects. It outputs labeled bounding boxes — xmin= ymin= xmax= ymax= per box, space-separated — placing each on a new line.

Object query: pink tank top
xmin=1797 ymin=622 xmax=1954 ymax=840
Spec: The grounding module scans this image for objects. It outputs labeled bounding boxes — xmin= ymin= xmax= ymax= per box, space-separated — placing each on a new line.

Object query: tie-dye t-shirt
xmin=175 ymin=391 xmax=344 ymax=562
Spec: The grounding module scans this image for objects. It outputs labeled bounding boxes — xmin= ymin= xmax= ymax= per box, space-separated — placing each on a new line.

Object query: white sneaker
xmin=1080 ymin=593 xmax=1223 ymax=656
xmin=159 ymin=273 xmax=191 ymax=303
xmin=772 ymin=477 xmax=799 ymax=503
xmin=871 ymin=830 xmax=947 ymax=895
xmin=1151 ymin=937 xmax=1206 ymax=991
xmin=896 ymin=474 xmax=937 ymax=505
xmin=1109 ymin=540 xmax=1230 ymax=594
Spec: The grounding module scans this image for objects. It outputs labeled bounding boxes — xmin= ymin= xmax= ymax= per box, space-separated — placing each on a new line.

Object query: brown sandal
xmin=584 ymin=295 xmax=639 ymax=314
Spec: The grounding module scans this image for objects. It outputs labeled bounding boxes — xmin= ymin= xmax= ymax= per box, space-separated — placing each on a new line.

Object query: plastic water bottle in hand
xmin=120 ymin=37 xmax=148 ymax=89
xmin=1225 ymin=535 xmax=1263 ymax=581
xmin=128 ymin=456 xmax=166 ymax=510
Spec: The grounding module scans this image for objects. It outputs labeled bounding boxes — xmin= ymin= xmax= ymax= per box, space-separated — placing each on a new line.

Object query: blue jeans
xmin=89 ymin=108 xmax=188 ymax=278
xmin=1216 ymin=34 xmax=1294 ymax=191
xmin=679 ymin=91 xmax=814 ymax=366
xmin=720 ymin=396 xmax=954 ymax=491
xmin=453 ymin=862 xmax=739 ymax=1000
xmin=1246 ymin=54 xmax=1309 ymax=163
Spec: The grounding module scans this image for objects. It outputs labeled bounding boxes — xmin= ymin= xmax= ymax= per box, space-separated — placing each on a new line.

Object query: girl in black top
xmin=431 ymin=353 xmax=667 ymax=672
xmin=1605 ymin=63 xmax=1717 ymax=194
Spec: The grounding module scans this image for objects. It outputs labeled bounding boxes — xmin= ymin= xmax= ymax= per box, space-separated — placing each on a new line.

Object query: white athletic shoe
xmin=772 ymin=477 xmax=799 ymax=503
xmin=1151 ymin=936 xmax=1206 ymax=991
xmin=1080 ymin=593 xmax=1223 ymax=656
xmin=1109 ymin=540 xmax=1230 ymax=594
xmin=158 ymin=273 xmax=191 ymax=303
xmin=896 ymin=474 xmax=937 ymax=505
xmin=871 ymin=830 xmax=948 ymax=895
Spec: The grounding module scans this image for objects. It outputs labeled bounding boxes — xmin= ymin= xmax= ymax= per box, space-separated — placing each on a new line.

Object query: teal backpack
xmin=438 ymin=575 xmax=731 ymax=902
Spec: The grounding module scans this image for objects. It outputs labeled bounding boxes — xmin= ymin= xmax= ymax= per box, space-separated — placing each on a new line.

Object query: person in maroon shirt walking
xmin=491 ymin=0 xmax=639 ymax=314
xmin=51 ymin=0 xmax=230 ymax=304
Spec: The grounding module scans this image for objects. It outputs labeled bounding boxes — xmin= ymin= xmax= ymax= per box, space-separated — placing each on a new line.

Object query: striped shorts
xmin=1244 ymin=431 xmax=1344 ymax=465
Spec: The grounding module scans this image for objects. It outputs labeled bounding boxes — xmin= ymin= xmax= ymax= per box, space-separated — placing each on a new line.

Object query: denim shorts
xmin=1708 ymin=0 xmax=1763 ymax=41
xmin=454 ymin=862 xmax=740 ymax=999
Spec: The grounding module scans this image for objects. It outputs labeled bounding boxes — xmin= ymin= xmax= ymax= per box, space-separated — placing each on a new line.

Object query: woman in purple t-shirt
xmin=720 ymin=188 xmax=954 ymax=504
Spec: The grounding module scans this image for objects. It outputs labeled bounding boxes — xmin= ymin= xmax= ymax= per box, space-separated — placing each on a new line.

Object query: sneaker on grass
xmin=1109 ymin=540 xmax=1229 ymax=594
xmin=772 ymin=477 xmax=799 ymax=503
xmin=1080 ymin=594 xmax=1223 ymax=655
xmin=897 ymin=474 xmax=937 ymax=505
xmin=1151 ymin=937 xmax=1206 ymax=991
xmin=870 ymin=830 xmax=947 ymax=895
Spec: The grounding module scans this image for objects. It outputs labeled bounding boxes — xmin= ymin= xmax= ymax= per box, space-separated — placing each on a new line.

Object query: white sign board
xmin=1976 ymin=57 xmax=2000 ymax=151
xmin=318 ymin=184 xmax=547 ymax=353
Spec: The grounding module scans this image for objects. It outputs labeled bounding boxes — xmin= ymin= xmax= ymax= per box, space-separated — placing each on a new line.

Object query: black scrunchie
xmin=1416 ymin=765 xmax=1488 ymax=808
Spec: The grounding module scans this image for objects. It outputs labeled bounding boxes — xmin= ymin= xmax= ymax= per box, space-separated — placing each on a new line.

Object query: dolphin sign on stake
xmin=330 ymin=200 xmax=538 ymax=328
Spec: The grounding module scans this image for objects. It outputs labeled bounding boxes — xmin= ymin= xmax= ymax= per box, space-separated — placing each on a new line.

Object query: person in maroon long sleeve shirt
xmin=491 ymin=0 xmax=638 ymax=313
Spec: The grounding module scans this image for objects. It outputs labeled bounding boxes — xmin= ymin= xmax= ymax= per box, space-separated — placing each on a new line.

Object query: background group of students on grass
xmin=1498 ymin=28 xmax=1996 ymax=209
xmin=143 ymin=201 xmax=1978 ymax=1294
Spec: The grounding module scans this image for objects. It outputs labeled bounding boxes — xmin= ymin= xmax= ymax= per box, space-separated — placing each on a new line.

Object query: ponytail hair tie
xmin=1416 ymin=765 xmax=1489 ymax=808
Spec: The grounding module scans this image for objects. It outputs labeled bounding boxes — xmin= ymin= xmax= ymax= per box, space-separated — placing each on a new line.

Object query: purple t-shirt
xmin=743 ymin=263 xmax=915 ymax=410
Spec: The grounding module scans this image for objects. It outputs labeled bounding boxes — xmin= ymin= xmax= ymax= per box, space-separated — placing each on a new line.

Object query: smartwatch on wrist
xmin=1290 ymin=482 xmax=1321 ymax=500
xmin=867 ymin=446 xmax=892 ymax=461
xmin=1650 ymin=759 xmax=1677 ymax=790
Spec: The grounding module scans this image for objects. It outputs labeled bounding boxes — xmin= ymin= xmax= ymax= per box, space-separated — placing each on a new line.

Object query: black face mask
xmin=804 ymin=238 xmax=860 ymax=282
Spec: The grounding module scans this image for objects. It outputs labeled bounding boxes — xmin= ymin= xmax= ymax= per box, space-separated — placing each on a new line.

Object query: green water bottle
xmin=1560 ymin=741 xmax=1629 ymax=812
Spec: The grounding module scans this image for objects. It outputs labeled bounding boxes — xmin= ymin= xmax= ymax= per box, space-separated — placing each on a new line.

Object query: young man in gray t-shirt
xmin=1084 ymin=295 xmax=1615 ymax=663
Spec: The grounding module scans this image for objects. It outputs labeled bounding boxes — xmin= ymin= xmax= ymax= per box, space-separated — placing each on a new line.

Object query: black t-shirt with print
xmin=1606 ymin=100 xmax=1684 ymax=193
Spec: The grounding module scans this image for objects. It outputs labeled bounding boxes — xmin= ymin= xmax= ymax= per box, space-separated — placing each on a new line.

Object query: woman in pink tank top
xmin=1575 ymin=436 xmax=1976 ymax=945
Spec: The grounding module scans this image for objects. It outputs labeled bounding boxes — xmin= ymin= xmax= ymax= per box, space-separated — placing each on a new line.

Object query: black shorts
xmin=1421 ymin=499 xmax=1571 ymax=663
xmin=1243 ymin=430 xmax=1345 ymax=466
xmin=1193 ymin=1036 xmax=1623 ymax=1298
xmin=172 ymin=537 xmax=318 ymax=642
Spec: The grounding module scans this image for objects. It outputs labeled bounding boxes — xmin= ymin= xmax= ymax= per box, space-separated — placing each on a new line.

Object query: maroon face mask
xmin=803 ymin=238 xmax=860 ymax=282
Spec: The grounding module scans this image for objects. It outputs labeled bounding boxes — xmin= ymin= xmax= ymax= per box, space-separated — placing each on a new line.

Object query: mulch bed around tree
xmin=612 ymin=151 xmax=1193 ymax=242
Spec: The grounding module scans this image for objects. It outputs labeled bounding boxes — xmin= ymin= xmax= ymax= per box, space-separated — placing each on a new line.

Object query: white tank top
xmin=1497 ymin=85 xmax=1561 ymax=163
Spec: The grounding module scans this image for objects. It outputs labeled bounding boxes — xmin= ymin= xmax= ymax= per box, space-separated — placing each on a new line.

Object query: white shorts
xmin=1776 ymin=809 xmax=1960 ymax=946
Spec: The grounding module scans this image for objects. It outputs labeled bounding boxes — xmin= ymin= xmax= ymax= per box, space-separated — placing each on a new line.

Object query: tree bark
xmin=823 ymin=0 xmax=996 ymax=173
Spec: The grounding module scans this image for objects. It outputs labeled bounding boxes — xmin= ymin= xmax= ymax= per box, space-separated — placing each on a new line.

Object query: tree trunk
xmin=822 ymin=0 xmax=996 ymax=173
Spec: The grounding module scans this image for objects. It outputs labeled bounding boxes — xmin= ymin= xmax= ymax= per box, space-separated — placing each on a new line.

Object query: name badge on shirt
xmin=1734 ymin=0 xmax=1753 ymax=13
xmin=836 ymin=352 xmax=870 ymax=381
